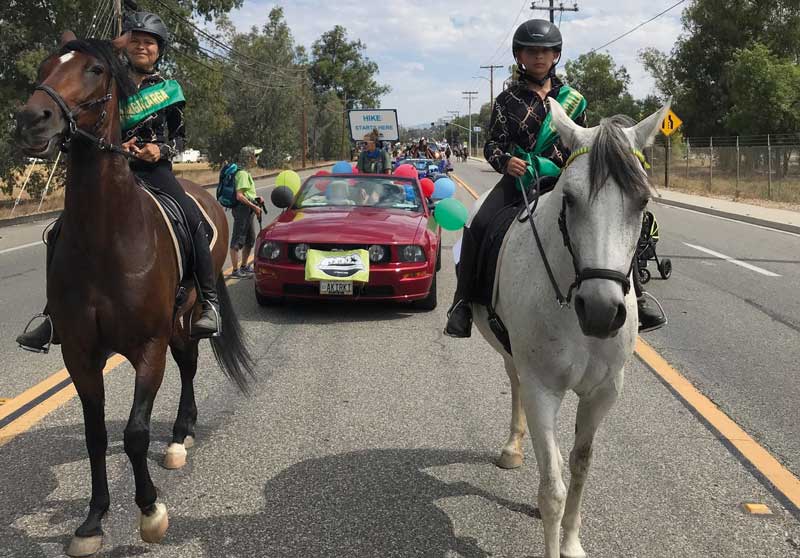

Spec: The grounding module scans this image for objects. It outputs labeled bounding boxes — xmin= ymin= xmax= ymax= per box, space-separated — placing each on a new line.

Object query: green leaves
xmin=563 ymin=52 xmax=638 ymax=126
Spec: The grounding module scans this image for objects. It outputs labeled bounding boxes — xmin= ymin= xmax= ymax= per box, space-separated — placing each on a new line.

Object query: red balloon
xmin=419 ymin=177 xmax=435 ymax=198
xmin=394 ymin=163 xmax=417 ymax=178
xmin=315 ymin=169 xmax=331 ymax=176
xmin=351 ymin=164 xmax=360 ymax=174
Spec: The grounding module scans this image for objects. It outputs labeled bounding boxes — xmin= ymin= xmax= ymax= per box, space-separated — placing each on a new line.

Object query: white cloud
xmin=222 ymin=0 xmax=686 ymax=125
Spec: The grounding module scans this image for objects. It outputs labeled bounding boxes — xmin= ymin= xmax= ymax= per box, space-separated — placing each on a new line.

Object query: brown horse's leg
xmin=124 ymin=340 xmax=169 ymax=544
xmin=164 ymin=329 xmax=199 ymax=470
xmin=63 ymin=347 xmax=108 ymax=557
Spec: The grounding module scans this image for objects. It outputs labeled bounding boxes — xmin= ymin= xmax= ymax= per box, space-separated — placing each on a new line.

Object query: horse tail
xmin=209 ymin=275 xmax=255 ymax=393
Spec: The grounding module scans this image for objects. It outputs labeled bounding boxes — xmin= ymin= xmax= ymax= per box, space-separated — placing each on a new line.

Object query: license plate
xmin=319 ymin=280 xmax=353 ymax=295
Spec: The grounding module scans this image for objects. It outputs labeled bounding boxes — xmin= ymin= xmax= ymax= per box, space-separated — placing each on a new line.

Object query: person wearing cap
xmin=16 ymin=10 xmax=223 ymax=351
xmin=357 ymin=132 xmax=391 ymax=174
xmin=229 ymin=147 xmax=263 ymax=278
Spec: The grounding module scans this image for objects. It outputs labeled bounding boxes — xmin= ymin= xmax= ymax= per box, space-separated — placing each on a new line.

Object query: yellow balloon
xmin=276 ymin=170 xmax=302 ymax=194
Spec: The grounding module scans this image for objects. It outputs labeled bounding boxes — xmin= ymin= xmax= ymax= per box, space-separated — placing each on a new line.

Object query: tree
xmin=638 ymin=47 xmax=680 ymax=102
xmin=563 ymin=52 xmax=638 ymax=125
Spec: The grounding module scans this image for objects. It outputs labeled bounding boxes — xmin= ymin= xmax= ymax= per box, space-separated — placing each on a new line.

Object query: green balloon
xmin=434 ymin=198 xmax=468 ymax=231
xmin=276 ymin=170 xmax=302 ymax=194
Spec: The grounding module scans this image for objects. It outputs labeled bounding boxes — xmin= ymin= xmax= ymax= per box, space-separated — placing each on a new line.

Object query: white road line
xmin=0 ymin=240 xmax=43 ymax=256
xmin=683 ymin=242 xmax=781 ymax=277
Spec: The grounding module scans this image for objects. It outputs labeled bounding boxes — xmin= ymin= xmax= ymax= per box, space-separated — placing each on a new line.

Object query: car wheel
xmin=413 ymin=273 xmax=437 ymax=311
xmin=255 ymin=286 xmax=283 ymax=307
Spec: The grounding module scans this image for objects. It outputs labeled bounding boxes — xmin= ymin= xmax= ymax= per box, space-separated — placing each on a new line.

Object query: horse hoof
xmin=163 ymin=443 xmax=187 ymax=469
xmin=560 ymin=539 xmax=587 ymax=558
xmin=497 ymin=450 xmax=523 ymax=469
xmin=140 ymin=502 xmax=169 ymax=543
xmin=66 ymin=535 xmax=103 ymax=557
xmin=184 ymin=435 xmax=195 ymax=449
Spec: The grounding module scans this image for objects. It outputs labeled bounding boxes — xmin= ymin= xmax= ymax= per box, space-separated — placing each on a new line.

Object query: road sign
xmin=661 ymin=109 xmax=683 ymax=136
xmin=473 ymin=126 xmax=482 ymax=133
xmin=348 ymin=109 xmax=399 ymax=142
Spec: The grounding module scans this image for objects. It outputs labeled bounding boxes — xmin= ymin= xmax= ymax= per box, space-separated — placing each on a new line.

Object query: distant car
xmin=400 ymin=158 xmax=447 ymax=181
xmin=254 ymin=174 xmax=441 ymax=309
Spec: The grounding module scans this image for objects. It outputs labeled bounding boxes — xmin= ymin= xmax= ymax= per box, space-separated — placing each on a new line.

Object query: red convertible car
xmin=254 ymin=174 xmax=441 ymax=309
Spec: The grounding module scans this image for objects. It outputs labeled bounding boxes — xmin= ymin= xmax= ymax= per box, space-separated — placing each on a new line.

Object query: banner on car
xmin=348 ymin=109 xmax=399 ymax=142
xmin=305 ymin=249 xmax=370 ymax=283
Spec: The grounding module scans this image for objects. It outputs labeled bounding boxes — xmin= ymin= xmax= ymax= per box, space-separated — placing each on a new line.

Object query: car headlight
xmin=399 ymin=245 xmax=425 ymax=262
xmin=294 ymin=243 xmax=310 ymax=261
xmin=260 ymin=240 xmax=281 ymax=260
xmin=368 ymin=245 xmax=386 ymax=263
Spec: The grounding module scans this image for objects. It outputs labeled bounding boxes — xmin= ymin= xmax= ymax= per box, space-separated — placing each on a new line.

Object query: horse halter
xmin=519 ymin=147 xmax=647 ymax=308
xmin=34 ymin=72 xmax=132 ymax=158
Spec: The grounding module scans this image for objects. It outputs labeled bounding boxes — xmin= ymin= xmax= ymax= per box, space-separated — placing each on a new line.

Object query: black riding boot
xmin=444 ymin=227 xmax=479 ymax=338
xmin=17 ymin=219 xmax=62 ymax=353
xmin=191 ymin=224 xmax=221 ymax=339
xmin=638 ymin=294 xmax=667 ymax=333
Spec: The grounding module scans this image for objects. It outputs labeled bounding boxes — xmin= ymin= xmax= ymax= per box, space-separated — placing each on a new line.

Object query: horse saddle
xmin=138 ymin=180 xmax=218 ymax=284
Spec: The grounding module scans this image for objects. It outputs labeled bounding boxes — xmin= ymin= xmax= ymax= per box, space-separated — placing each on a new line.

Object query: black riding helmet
xmin=122 ymin=11 xmax=170 ymax=60
xmin=512 ymin=19 xmax=562 ymax=85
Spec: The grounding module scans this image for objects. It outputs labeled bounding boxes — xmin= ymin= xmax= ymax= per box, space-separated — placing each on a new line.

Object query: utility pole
xmin=301 ymin=74 xmax=308 ymax=169
xmin=115 ymin=0 xmax=122 ymax=36
xmin=530 ymin=1 xmax=579 ymax=23
xmin=447 ymin=111 xmax=460 ymax=147
xmin=462 ymin=91 xmax=478 ymax=157
xmin=479 ymin=65 xmax=503 ymax=111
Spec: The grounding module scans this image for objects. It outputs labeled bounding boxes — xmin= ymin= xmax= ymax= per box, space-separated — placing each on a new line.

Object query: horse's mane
xmin=60 ymin=38 xmax=138 ymax=99
xmin=589 ymin=115 xmax=651 ymax=200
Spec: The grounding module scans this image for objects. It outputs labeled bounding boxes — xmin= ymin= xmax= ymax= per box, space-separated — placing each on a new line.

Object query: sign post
xmin=660 ymin=109 xmax=683 ymax=189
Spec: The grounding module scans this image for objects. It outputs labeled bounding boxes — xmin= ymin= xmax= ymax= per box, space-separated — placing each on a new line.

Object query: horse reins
xmin=35 ymin=79 xmax=133 ymax=159
xmin=517 ymin=147 xmax=647 ymax=308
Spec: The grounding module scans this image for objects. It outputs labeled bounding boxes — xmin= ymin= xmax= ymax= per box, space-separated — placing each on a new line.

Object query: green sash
xmin=120 ymin=80 xmax=185 ymax=132
xmin=514 ymin=85 xmax=587 ymax=191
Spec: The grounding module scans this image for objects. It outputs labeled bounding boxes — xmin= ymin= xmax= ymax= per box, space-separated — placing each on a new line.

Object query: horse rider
xmin=444 ymin=19 xmax=666 ymax=338
xmin=17 ymin=11 xmax=221 ymax=352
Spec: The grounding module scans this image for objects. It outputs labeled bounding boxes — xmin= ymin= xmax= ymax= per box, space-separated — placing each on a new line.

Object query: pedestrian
xmin=229 ymin=146 xmax=263 ymax=278
xmin=357 ymin=132 xmax=392 ymax=174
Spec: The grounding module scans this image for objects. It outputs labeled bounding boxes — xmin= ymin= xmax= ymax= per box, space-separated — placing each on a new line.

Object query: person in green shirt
xmin=230 ymin=147 xmax=263 ymax=278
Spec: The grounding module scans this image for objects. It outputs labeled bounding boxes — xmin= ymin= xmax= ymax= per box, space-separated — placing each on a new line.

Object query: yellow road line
xmin=451 ymin=173 xmax=480 ymax=200
xmin=0 ymin=258 xmax=253 ymax=447
xmin=454 ymin=172 xmax=800 ymax=512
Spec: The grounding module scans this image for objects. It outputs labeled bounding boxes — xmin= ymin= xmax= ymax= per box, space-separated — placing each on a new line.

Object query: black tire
xmin=435 ymin=242 xmax=442 ymax=272
xmin=255 ymin=287 xmax=283 ymax=307
xmin=659 ymin=259 xmax=672 ymax=279
xmin=414 ymin=273 xmax=437 ymax=311
xmin=639 ymin=268 xmax=651 ymax=285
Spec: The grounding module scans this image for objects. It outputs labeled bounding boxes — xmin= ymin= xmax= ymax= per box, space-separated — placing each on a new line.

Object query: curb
xmin=0 ymin=163 xmax=333 ymax=230
xmin=653 ymin=196 xmax=800 ymax=235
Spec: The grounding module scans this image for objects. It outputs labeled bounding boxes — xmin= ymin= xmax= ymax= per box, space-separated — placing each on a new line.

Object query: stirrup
xmin=189 ymin=303 xmax=222 ymax=339
xmin=639 ymin=291 xmax=668 ymax=332
xmin=18 ymin=313 xmax=54 ymax=354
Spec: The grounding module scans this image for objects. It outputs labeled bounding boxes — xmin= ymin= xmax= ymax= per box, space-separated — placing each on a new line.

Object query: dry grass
xmin=657 ymin=174 xmax=800 ymax=212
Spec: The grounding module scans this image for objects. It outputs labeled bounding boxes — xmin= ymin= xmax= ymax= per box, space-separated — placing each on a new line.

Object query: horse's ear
xmin=548 ymin=97 xmax=592 ymax=150
xmin=111 ymin=32 xmax=131 ymax=52
xmin=626 ymin=100 xmax=671 ymax=150
xmin=60 ymin=31 xmax=77 ymax=46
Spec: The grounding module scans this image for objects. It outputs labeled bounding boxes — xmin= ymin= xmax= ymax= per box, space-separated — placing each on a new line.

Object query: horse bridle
xmin=517 ymin=148 xmax=637 ymax=309
xmin=34 ymin=73 xmax=132 ymax=159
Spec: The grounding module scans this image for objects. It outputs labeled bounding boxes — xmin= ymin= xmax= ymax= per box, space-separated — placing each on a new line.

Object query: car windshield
xmin=407 ymin=159 xmax=432 ymax=170
xmin=294 ymin=177 xmax=423 ymax=211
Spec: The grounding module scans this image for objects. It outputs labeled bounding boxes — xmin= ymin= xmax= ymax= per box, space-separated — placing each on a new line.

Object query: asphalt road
xmin=1 ymin=160 xmax=798 ymax=557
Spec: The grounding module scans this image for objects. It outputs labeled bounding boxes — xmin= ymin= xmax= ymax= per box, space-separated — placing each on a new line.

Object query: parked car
xmin=254 ymin=174 xmax=441 ymax=309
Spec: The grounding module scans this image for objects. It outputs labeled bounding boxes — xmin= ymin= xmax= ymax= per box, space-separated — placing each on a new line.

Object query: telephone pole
xmin=479 ymin=65 xmax=504 ymax=111
xmin=530 ymin=1 xmax=579 ymax=23
xmin=462 ymin=91 xmax=478 ymax=157
xmin=115 ymin=0 xmax=122 ymax=36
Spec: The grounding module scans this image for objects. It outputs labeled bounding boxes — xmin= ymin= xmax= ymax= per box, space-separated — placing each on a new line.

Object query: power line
xmin=590 ymin=0 xmax=688 ymax=52
xmin=485 ymin=0 xmax=529 ymax=65
xmin=171 ymin=47 xmax=295 ymax=91
xmin=530 ymin=1 xmax=579 ymax=24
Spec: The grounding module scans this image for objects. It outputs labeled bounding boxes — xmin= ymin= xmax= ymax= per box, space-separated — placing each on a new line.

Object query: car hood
xmin=264 ymin=207 xmax=426 ymax=244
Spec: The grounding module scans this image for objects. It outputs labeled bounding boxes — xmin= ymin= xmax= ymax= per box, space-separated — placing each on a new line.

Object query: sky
xmin=225 ymin=0 xmax=686 ymax=127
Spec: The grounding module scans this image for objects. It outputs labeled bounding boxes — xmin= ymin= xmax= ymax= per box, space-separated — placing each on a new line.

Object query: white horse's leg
xmin=561 ymin=379 xmax=621 ymax=558
xmin=498 ymin=358 xmax=527 ymax=469
xmin=521 ymin=378 xmax=566 ymax=558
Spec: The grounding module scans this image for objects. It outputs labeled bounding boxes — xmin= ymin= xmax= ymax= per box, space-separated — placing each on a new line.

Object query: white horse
xmin=472 ymin=100 xmax=670 ymax=558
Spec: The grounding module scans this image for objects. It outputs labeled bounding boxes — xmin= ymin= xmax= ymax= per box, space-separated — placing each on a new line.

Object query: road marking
xmin=0 ymin=259 xmax=253 ymax=448
xmin=683 ymin=242 xmax=781 ymax=277
xmin=0 ymin=240 xmax=43 ymax=256
xmin=660 ymin=204 xmax=800 ymax=239
xmin=453 ymin=172 xmax=800 ymax=513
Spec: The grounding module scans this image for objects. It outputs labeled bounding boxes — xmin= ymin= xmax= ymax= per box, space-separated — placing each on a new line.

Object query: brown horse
xmin=15 ymin=32 xmax=254 ymax=556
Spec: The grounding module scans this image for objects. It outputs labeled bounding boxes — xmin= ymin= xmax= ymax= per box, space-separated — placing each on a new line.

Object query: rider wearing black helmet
xmin=17 ymin=11 xmax=221 ymax=352
xmin=444 ymin=18 xmax=665 ymax=338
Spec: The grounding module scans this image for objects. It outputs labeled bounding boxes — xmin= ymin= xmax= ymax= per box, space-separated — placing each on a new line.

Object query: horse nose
xmin=574 ymin=285 xmax=628 ymax=338
xmin=16 ymin=106 xmax=53 ymax=133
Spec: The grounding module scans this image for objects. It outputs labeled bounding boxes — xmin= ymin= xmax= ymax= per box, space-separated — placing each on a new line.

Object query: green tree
xmin=563 ymin=52 xmax=638 ymax=125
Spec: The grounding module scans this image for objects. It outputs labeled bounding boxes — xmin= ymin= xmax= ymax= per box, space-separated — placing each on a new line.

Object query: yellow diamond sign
xmin=661 ymin=109 xmax=683 ymax=136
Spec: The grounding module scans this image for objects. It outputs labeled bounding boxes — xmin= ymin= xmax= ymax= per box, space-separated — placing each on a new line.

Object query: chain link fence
xmin=647 ymin=134 xmax=800 ymax=204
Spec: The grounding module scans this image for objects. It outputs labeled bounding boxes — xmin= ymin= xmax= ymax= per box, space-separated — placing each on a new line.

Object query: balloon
xmin=419 ymin=177 xmax=435 ymax=198
xmin=433 ymin=198 xmax=468 ymax=231
xmin=393 ymin=163 xmax=417 ymax=179
xmin=276 ymin=170 xmax=302 ymax=194
xmin=432 ymin=177 xmax=456 ymax=199
xmin=271 ymin=185 xmax=295 ymax=208
xmin=332 ymin=161 xmax=353 ymax=174
xmin=351 ymin=164 xmax=359 ymax=174
xmin=315 ymin=169 xmax=331 ymax=176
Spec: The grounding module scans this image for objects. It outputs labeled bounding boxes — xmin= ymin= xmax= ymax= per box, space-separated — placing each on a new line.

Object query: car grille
xmin=288 ymin=243 xmax=391 ymax=264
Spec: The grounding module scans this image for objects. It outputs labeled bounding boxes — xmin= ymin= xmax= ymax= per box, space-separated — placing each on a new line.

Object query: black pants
xmin=470 ymin=174 xmax=522 ymax=242
xmin=132 ymin=160 xmax=203 ymax=233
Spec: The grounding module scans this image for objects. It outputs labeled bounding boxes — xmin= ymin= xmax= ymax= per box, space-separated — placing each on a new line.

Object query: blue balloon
xmin=332 ymin=161 xmax=353 ymax=174
xmin=432 ymin=177 xmax=456 ymax=199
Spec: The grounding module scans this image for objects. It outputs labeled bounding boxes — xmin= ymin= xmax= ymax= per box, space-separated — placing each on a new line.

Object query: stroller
xmin=636 ymin=210 xmax=672 ymax=284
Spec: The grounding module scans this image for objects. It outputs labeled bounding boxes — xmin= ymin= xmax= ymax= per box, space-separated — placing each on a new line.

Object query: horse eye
xmin=89 ymin=65 xmax=104 ymax=75
xmin=564 ymin=193 xmax=576 ymax=207
xmin=639 ymin=198 xmax=650 ymax=211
